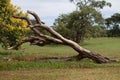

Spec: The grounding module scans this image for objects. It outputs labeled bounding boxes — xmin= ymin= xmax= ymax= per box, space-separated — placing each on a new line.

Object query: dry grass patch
xmin=0 ymin=67 xmax=120 ymax=80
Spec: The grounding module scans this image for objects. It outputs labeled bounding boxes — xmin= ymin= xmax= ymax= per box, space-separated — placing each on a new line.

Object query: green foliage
xmin=54 ymin=0 xmax=110 ymax=43
xmin=0 ymin=0 xmax=29 ymax=49
xmin=105 ymin=13 xmax=120 ymax=37
xmin=85 ymin=25 xmax=107 ymax=38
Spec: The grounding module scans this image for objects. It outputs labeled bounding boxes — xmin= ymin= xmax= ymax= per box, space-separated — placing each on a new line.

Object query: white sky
xmin=11 ymin=0 xmax=120 ymax=26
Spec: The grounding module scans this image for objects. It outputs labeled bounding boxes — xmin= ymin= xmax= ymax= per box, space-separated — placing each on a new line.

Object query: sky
xmin=11 ymin=0 xmax=120 ymax=26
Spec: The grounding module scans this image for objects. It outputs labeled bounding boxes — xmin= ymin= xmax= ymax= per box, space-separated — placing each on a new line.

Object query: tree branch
xmin=27 ymin=10 xmax=42 ymax=24
xmin=13 ymin=16 xmax=32 ymax=25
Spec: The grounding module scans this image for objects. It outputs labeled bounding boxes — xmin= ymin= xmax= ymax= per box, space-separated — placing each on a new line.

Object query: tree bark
xmin=8 ymin=10 xmax=119 ymax=63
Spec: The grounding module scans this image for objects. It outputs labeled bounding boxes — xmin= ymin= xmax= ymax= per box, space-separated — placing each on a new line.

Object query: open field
xmin=0 ymin=67 xmax=120 ymax=80
xmin=0 ymin=38 xmax=120 ymax=80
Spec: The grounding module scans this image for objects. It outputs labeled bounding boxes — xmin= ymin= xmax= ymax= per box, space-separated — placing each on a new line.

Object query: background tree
xmin=54 ymin=0 xmax=111 ymax=43
xmin=85 ymin=25 xmax=107 ymax=38
xmin=0 ymin=0 xmax=29 ymax=49
xmin=105 ymin=13 xmax=120 ymax=37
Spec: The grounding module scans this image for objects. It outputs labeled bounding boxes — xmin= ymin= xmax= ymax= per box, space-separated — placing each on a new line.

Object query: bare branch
xmin=7 ymin=37 xmax=35 ymax=50
xmin=13 ymin=16 xmax=32 ymax=25
xmin=27 ymin=10 xmax=42 ymax=24
xmin=32 ymin=24 xmax=89 ymax=53
xmin=8 ymin=35 xmax=64 ymax=50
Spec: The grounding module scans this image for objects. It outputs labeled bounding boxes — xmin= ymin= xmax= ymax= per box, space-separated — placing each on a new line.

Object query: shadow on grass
xmin=0 ymin=51 xmax=13 ymax=56
xmin=9 ymin=56 xmax=76 ymax=61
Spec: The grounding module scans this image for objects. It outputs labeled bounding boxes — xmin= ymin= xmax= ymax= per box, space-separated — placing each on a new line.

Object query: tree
xmin=54 ymin=0 xmax=111 ymax=43
xmin=105 ymin=13 xmax=120 ymax=37
xmin=85 ymin=25 xmax=107 ymax=38
xmin=8 ymin=11 xmax=119 ymax=63
xmin=0 ymin=0 xmax=29 ymax=49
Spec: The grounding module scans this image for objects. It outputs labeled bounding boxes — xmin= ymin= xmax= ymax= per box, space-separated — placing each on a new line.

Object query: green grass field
xmin=0 ymin=38 xmax=120 ymax=80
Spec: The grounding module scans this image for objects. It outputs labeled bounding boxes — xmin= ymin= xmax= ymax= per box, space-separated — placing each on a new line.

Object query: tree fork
xmin=9 ymin=10 xmax=119 ymax=63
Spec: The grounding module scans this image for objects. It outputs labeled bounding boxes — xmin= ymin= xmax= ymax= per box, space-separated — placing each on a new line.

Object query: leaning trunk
xmin=8 ymin=10 xmax=119 ymax=63
xmin=61 ymin=37 xmax=118 ymax=63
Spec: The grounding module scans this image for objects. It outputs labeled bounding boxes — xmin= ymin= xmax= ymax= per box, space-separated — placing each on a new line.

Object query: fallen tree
xmin=8 ymin=10 xmax=119 ymax=63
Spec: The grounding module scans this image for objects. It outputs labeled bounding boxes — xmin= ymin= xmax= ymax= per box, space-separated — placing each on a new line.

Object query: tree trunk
xmin=8 ymin=10 xmax=119 ymax=63
xmin=75 ymin=31 xmax=81 ymax=43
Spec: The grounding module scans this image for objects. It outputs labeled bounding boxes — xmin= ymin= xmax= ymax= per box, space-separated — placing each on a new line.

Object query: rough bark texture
xmin=8 ymin=10 xmax=119 ymax=63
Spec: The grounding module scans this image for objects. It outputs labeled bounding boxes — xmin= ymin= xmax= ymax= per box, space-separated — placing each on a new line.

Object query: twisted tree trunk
xmin=8 ymin=10 xmax=119 ymax=63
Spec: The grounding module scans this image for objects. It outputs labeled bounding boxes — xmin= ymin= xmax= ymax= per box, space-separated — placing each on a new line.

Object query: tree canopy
xmin=0 ymin=0 xmax=29 ymax=49
xmin=54 ymin=0 xmax=111 ymax=43
xmin=105 ymin=13 xmax=120 ymax=37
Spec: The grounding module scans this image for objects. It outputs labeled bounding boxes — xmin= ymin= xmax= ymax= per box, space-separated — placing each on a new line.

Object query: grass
xmin=0 ymin=60 xmax=120 ymax=71
xmin=0 ymin=37 xmax=120 ymax=70
xmin=82 ymin=37 xmax=120 ymax=58
xmin=0 ymin=38 xmax=120 ymax=80
xmin=0 ymin=68 xmax=120 ymax=80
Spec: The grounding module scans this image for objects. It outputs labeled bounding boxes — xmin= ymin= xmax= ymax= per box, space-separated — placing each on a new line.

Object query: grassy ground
xmin=82 ymin=38 xmax=120 ymax=58
xmin=0 ymin=38 xmax=120 ymax=80
xmin=0 ymin=67 xmax=120 ymax=80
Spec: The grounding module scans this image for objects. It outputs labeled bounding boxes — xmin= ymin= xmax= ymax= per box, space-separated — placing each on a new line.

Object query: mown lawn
xmin=0 ymin=38 xmax=120 ymax=80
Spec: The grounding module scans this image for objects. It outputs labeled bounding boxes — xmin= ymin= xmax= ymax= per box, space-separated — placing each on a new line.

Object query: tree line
xmin=54 ymin=0 xmax=120 ymax=43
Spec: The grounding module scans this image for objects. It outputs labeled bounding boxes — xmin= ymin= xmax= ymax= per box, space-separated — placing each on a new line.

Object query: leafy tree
xmin=54 ymin=0 xmax=111 ymax=43
xmin=105 ymin=13 xmax=120 ymax=37
xmin=0 ymin=0 xmax=29 ymax=49
xmin=85 ymin=25 xmax=107 ymax=38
